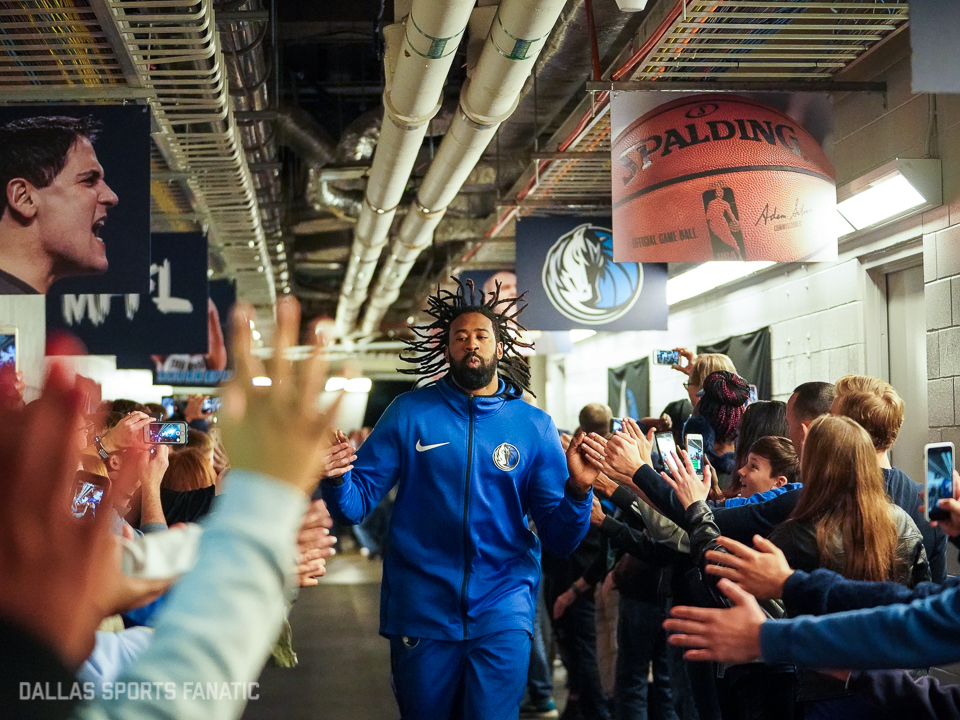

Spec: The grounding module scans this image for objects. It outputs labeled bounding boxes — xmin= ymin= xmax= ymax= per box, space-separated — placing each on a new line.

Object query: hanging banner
xmin=150 ymin=278 xmax=235 ymax=386
xmin=611 ymin=92 xmax=836 ymax=263
xmin=698 ymin=327 xmax=772 ymax=401
xmin=0 ymin=105 xmax=151 ymax=295
xmin=515 ymin=216 xmax=667 ymax=331
xmin=608 ymin=357 xmax=650 ymax=421
xmin=114 ymin=278 xmax=235 ymax=388
xmin=46 ymin=233 xmax=208 ymax=356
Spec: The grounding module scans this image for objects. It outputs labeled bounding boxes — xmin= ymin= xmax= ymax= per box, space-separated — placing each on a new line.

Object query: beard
xmin=449 ymin=351 xmax=498 ymax=391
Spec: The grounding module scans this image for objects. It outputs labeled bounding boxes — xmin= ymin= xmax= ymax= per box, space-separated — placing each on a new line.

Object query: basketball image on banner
xmin=516 ymin=216 xmax=667 ymax=332
xmin=611 ymin=92 xmax=836 ymax=263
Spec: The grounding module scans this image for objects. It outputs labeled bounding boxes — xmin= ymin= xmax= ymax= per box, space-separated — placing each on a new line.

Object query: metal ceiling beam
xmin=0 ymin=87 xmax=153 ymax=101
xmin=586 ymin=80 xmax=886 ymax=92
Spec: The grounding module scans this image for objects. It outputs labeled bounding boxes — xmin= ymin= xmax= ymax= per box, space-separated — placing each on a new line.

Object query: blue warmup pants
xmin=389 ymin=630 xmax=531 ymax=720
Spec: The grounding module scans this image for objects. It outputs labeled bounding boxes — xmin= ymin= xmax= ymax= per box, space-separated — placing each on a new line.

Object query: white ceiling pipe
xmin=333 ymin=0 xmax=476 ymax=336
xmin=358 ymin=0 xmax=568 ymax=335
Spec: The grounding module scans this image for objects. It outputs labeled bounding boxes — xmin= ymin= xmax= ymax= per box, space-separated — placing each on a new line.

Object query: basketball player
xmin=704 ymin=187 xmax=745 ymax=260
xmin=322 ymin=280 xmax=596 ymax=720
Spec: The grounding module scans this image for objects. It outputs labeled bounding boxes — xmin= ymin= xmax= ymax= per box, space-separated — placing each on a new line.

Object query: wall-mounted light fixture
xmin=836 ymin=158 xmax=942 ymax=233
xmin=666 ymin=262 xmax=775 ymax=305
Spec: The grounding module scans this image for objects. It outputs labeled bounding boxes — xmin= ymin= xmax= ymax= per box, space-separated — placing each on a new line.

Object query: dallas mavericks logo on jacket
xmin=541 ymin=223 xmax=643 ymax=325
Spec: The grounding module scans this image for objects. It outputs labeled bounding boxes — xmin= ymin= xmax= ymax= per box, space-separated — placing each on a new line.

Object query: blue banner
xmin=47 ymin=233 xmax=208 ymax=356
xmin=515 ymin=216 xmax=668 ymax=331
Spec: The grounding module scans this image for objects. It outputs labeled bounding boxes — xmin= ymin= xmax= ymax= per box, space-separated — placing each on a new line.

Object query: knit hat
xmin=698 ymin=371 xmax=750 ymax=444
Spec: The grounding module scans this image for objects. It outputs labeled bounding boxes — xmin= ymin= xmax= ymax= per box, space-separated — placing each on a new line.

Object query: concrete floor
xmin=242 ymin=552 xmax=398 ymax=720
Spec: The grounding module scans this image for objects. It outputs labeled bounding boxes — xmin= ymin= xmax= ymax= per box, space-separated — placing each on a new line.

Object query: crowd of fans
xmin=3 ymin=296 xmax=960 ymax=720
xmin=518 ymin=351 xmax=960 ymax=720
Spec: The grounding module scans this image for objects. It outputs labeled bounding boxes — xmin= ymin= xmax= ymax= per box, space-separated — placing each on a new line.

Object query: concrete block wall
xmin=925 ymin=226 xmax=960 ymax=449
xmin=555 ymin=258 xmax=868 ymax=429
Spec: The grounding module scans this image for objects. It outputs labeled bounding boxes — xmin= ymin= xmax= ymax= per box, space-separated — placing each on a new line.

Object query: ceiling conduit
xmin=333 ymin=0 xmax=477 ymax=336
xmin=359 ymin=0 xmax=568 ymax=337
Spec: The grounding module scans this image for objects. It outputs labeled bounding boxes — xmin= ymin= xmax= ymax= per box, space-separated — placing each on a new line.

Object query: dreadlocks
xmin=400 ymin=277 xmax=534 ymax=393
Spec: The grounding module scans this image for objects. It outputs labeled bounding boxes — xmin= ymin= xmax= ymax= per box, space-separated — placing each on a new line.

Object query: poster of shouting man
xmin=0 ymin=106 xmax=150 ymax=295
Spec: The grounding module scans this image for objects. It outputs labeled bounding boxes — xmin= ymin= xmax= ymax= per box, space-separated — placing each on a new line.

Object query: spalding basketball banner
xmin=515 ymin=216 xmax=667 ymax=332
xmin=611 ymin=92 xmax=837 ymax=263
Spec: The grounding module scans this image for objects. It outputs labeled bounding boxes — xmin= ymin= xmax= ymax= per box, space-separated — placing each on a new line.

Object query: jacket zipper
xmin=460 ymin=395 xmax=475 ymax=641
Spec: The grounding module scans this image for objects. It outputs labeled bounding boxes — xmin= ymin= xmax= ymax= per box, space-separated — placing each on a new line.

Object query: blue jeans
xmin=389 ymin=630 xmax=531 ymax=720
xmin=615 ymin=594 xmax=680 ymax=720
xmin=552 ymin=593 xmax=611 ymax=720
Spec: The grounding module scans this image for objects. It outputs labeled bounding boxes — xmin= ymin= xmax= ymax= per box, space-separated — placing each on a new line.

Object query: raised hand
xmin=219 ymin=296 xmax=343 ymax=493
xmin=320 ymin=429 xmax=357 ymax=479
xmin=99 ymin=410 xmax=152 ymax=453
xmin=931 ymin=470 xmax=960 ymax=537
xmin=566 ymin=431 xmax=601 ymax=493
xmin=590 ymin=495 xmax=606 ymax=527
xmin=184 ymin=394 xmax=211 ymax=423
xmin=605 ymin=431 xmax=643 ymax=479
xmin=662 ymin=450 xmax=711 ymax=509
xmin=622 ymin=418 xmax=655 ymax=467
xmin=0 ymin=363 xmax=122 ymax=669
xmin=664 ymin=579 xmax=766 ymax=663
xmin=296 ymin=499 xmax=337 ymax=586
xmin=671 ymin=348 xmax=696 ymax=376
xmin=704 ymin=535 xmax=793 ymax=600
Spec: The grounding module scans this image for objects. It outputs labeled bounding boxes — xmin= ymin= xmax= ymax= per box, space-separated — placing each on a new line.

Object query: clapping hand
xmin=296 ymin=499 xmax=337 ymax=586
xmin=566 ymin=431 xmax=602 ymax=494
xmin=321 ymin=429 xmax=357 ymax=479
xmin=605 ymin=431 xmax=643 ymax=478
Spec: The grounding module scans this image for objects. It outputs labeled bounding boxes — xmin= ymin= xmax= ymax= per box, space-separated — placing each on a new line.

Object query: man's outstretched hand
xmin=566 ymin=431 xmax=601 ymax=495
xmin=704 ymin=535 xmax=794 ymax=601
xmin=664 ymin=579 xmax=766 ymax=664
xmin=320 ymin=429 xmax=357 ymax=479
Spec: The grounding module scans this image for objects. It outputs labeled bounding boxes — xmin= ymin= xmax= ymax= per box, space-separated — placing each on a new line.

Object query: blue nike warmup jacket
xmin=322 ymin=374 xmax=592 ymax=642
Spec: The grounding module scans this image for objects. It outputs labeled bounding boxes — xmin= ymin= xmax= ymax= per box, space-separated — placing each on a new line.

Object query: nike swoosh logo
xmin=416 ymin=440 xmax=450 ymax=452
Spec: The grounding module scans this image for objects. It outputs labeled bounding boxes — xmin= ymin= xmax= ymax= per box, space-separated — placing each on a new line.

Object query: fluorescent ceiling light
xmin=325 ymin=377 xmax=347 ymax=392
xmin=666 ymin=262 xmax=775 ymax=305
xmin=251 ymin=376 xmax=272 ymax=387
xmin=837 ymin=174 xmax=925 ymax=229
xmin=835 ymin=158 xmax=942 ymax=232
xmin=346 ymin=377 xmax=372 ymax=393
xmin=833 ymin=210 xmax=856 ymax=238
xmin=325 ymin=377 xmax=373 ymax=393
xmin=570 ymin=329 xmax=597 ymax=343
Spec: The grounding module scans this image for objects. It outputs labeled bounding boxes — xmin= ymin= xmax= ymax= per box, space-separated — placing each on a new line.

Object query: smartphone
xmin=143 ymin=421 xmax=188 ymax=445
xmin=686 ymin=433 xmax=704 ymax=477
xmin=925 ymin=442 xmax=955 ymax=522
xmin=202 ymin=397 xmax=222 ymax=414
xmin=748 ymin=384 xmax=759 ymax=405
xmin=161 ymin=396 xmax=175 ymax=418
xmin=0 ymin=325 xmax=18 ymax=372
xmin=611 ymin=417 xmax=624 ymax=434
xmin=72 ymin=471 xmax=109 ymax=519
xmin=655 ymin=431 xmax=678 ymax=472
xmin=652 ymin=349 xmax=680 ymax=366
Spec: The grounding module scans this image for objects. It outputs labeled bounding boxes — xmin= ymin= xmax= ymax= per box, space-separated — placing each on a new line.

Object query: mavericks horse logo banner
xmin=516 ymin=216 xmax=667 ymax=332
